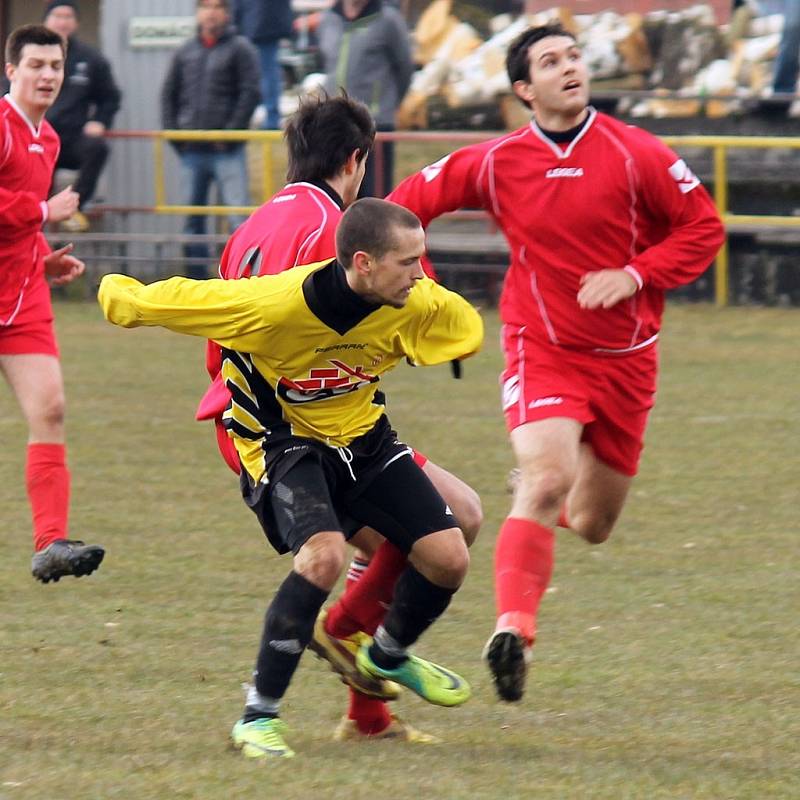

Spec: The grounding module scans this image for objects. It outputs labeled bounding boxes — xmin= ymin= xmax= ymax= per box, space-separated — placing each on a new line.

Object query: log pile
xmin=396 ymin=2 xmax=786 ymax=129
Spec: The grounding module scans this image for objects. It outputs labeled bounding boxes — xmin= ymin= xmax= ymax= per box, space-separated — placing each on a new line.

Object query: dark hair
xmin=197 ymin=0 xmax=229 ymax=7
xmin=336 ymin=198 xmax=421 ymax=269
xmin=505 ymin=23 xmax=577 ymax=85
xmin=285 ymin=92 xmax=376 ymax=184
xmin=5 ymin=24 xmax=66 ymax=66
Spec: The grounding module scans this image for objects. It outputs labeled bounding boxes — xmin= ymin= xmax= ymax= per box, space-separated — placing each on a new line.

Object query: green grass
xmin=1 ymin=302 xmax=798 ymax=799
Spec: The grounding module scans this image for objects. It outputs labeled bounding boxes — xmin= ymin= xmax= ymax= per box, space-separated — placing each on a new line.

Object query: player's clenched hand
xmin=44 ymin=243 xmax=86 ymax=286
xmin=577 ymin=269 xmax=638 ymax=310
xmin=46 ymin=186 xmax=80 ymax=223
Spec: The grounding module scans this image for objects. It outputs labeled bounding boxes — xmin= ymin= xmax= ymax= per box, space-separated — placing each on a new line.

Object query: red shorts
xmin=0 ymin=275 xmax=58 ymax=357
xmin=500 ymin=324 xmax=658 ymax=476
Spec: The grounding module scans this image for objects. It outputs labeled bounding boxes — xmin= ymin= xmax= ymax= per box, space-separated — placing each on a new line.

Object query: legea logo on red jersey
xmin=668 ymin=159 xmax=700 ymax=194
xmin=277 ymin=359 xmax=378 ymax=404
xmin=545 ymin=167 xmax=584 ymax=178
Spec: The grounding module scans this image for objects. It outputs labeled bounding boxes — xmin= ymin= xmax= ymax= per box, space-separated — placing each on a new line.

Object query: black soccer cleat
xmin=483 ymin=630 xmax=532 ymax=702
xmin=31 ymin=539 xmax=105 ymax=584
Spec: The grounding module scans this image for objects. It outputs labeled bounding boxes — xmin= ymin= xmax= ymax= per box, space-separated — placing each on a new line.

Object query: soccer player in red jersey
xmin=197 ymin=94 xmax=482 ymax=739
xmin=1 ymin=25 xmax=104 ymax=583
xmin=387 ymin=23 xmax=725 ymax=701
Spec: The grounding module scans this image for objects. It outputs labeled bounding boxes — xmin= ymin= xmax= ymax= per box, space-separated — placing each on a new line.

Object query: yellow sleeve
xmin=402 ymin=281 xmax=484 ymax=366
xmin=97 ymin=273 xmax=277 ymax=352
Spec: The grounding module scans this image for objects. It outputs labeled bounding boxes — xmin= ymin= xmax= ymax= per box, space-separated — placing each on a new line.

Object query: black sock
xmin=369 ymin=566 xmax=456 ymax=669
xmin=249 ymin=570 xmax=329 ymax=707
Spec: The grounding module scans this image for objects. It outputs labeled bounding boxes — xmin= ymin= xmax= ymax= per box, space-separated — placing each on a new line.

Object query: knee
xmin=31 ymin=393 xmax=65 ymax=434
xmin=573 ymin=509 xmax=618 ymax=545
xmin=294 ymin=535 xmax=346 ymax=590
xmin=425 ymin=539 xmax=470 ymax=589
xmin=456 ymin=489 xmax=483 ymax=548
xmin=517 ymin=468 xmax=572 ymax=516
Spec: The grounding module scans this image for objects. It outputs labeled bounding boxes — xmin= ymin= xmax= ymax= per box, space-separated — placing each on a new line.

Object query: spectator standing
xmin=317 ymin=0 xmax=413 ymax=197
xmin=42 ymin=1 xmax=121 ymax=233
xmin=772 ymin=1 xmax=800 ymax=97
xmin=231 ymin=0 xmax=293 ymax=130
xmin=161 ymin=0 xmax=260 ymax=278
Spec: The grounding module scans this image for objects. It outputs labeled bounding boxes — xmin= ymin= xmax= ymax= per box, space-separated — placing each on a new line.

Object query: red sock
xmin=494 ymin=517 xmax=555 ymax=644
xmin=557 ymin=508 xmax=570 ymax=529
xmin=347 ymin=689 xmax=392 ymax=735
xmin=325 ymin=541 xmax=407 ymax=639
xmin=26 ymin=443 xmax=70 ymax=552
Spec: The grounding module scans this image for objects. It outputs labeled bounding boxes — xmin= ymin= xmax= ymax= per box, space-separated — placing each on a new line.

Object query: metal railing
xmin=97 ymin=129 xmax=800 ymax=307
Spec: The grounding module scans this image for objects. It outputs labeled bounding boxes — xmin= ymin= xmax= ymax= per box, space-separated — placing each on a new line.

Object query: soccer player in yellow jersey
xmin=99 ymin=198 xmax=483 ymax=759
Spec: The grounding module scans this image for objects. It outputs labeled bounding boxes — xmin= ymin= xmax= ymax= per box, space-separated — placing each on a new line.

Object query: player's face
xmin=197 ymin=0 xmax=230 ymax=37
xmin=5 ymin=44 xmax=65 ymax=116
xmin=514 ymin=36 xmax=589 ymax=127
xmin=366 ymin=225 xmax=426 ymax=308
xmin=44 ymin=6 xmax=79 ymax=40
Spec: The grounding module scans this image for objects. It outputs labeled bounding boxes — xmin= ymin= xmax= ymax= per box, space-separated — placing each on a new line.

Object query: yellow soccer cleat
xmin=333 ymin=713 xmax=441 ymax=743
xmin=230 ymin=717 xmax=295 ymax=759
xmin=308 ymin=611 xmax=401 ymax=701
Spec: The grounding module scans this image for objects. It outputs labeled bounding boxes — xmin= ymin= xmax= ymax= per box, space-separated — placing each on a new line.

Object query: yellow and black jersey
xmin=99 ymin=260 xmax=483 ymax=482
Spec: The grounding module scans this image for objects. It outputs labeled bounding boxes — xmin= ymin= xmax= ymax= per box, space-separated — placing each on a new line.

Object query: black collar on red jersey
xmin=311 ymin=179 xmax=345 ymax=211
xmin=539 ymin=113 xmax=591 ymax=144
xmin=302 ymin=260 xmax=380 ymax=335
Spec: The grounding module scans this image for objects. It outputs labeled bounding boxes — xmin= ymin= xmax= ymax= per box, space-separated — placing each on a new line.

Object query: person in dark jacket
xmin=43 ymin=1 xmax=121 ymax=232
xmin=318 ymin=0 xmax=413 ymax=197
xmin=232 ymin=0 xmax=293 ymax=130
xmin=161 ymin=0 xmax=260 ymax=277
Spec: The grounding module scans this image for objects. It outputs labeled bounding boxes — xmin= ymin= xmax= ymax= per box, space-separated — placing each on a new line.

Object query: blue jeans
xmin=257 ymin=42 xmax=282 ymax=130
xmin=180 ymin=147 xmax=249 ymax=277
xmin=774 ymin=0 xmax=800 ymax=94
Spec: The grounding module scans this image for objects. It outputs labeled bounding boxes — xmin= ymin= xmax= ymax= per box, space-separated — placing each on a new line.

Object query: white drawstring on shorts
xmin=334 ymin=445 xmax=356 ymax=481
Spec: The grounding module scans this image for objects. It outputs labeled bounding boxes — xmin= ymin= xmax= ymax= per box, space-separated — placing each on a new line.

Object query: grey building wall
xmin=99 ymin=0 xmax=198 ymax=273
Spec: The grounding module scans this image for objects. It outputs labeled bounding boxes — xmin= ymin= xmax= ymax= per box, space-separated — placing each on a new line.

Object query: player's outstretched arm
xmin=97 ymin=273 xmax=274 ymax=352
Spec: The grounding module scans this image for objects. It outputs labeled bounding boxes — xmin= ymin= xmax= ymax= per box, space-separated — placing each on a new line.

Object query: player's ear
xmin=352 ymin=250 xmax=371 ymax=276
xmin=345 ymin=149 xmax=361 ymax=175
xmin=512 ymin=79 xmax=535 ymax=107
xmin=5 ymin=62 xmax=16 ymax=83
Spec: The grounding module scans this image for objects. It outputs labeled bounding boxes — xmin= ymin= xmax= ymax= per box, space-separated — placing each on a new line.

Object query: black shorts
xmin=240 ymin=416 xmax=457 ymax=555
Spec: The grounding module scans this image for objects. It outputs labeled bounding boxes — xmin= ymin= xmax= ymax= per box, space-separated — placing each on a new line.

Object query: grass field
xmin=1 ymin=300 xmax=798 ymax=800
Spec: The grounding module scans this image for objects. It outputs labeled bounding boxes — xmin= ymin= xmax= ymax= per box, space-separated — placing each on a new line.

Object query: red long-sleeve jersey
xmin=0 ymin=95 xmax=58 ymax=326
xmin=388 ymin=109 xmax=725 ymax=353
xmin=201 ymin=181 xmax=343 ymax=387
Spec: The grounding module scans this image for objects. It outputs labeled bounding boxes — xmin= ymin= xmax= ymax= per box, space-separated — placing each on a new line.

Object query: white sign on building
xmin=129 ymin=17 xmax=195 ymax=49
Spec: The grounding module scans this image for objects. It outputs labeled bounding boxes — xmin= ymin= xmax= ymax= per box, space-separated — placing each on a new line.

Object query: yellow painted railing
xmin=115 ymin=130 xmax=800 ymax=308
xmin=662 ymin=135 xmax=800 ymax=307
xmin=154 ymin=129 xmax=284 ymax=215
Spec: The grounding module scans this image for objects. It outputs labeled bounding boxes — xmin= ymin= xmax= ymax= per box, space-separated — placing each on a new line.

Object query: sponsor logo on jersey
xmin=272 ymin=194 xmax=296 ymax=203
xmin=529 ymin=396 xmax=563 ymax=409
xmin=422 ymin=154 xmax=451 ymax=183
xmin=277 ymin=359 xmax=378 ymax=404
xmin=668 ymin=159 xmax=700 ymax=194
xmin=314 ymin=343 xmax=367 ymax=353
xmin=546 ymin=167 xmax=584 ymax=178
xmin=28 ymin=143 xmax=44 ymax=154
